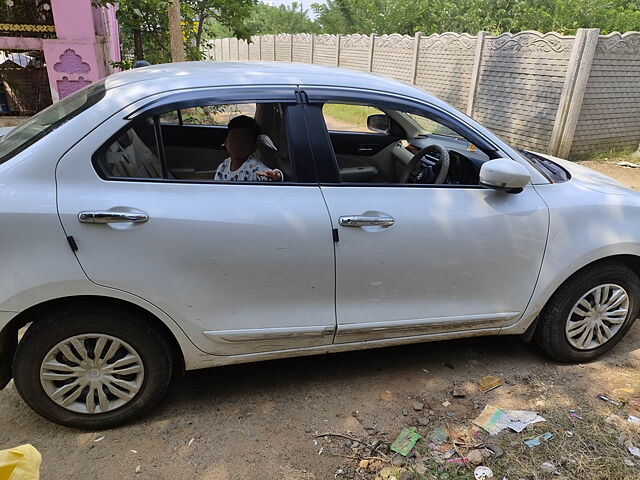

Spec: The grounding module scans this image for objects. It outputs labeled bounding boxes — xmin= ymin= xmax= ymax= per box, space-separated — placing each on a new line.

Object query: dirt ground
xmin=2 ymin=158 xmax=640 ymax=480
xmin=580 ymin=155 xmax=640 ymax=190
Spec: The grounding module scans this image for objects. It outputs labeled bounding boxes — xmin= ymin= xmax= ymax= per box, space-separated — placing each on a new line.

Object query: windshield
xmin=0 ymin=81 xmax=105 ymax=165
xmin=406 ymin=112 xmax=463 ymax=139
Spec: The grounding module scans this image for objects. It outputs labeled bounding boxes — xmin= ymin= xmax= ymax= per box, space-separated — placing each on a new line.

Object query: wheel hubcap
xmin=40 ymin=334 xmax=144 ymax=414
xmin=565 ymin=283 xmax=629 ymax=350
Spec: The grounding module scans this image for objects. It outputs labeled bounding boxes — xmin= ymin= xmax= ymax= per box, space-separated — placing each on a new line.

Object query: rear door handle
xmin=339 ymin=215 xmax=394 ymax=227
xmin=78 ymin=210 xmax=149 ymax=224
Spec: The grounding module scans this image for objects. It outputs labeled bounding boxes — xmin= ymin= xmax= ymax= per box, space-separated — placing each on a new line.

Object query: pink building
xmin=0 ymin=0 xmax=120 ymax=108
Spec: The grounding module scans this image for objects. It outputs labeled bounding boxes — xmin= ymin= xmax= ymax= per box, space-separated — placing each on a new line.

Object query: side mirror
xmin=479 ymin=159 xmax=531 ymax=193
xmin=367 ymin=114 xmax=390 ymax=134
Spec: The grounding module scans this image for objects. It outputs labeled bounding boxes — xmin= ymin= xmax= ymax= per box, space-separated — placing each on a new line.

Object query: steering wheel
xmin=399 ymin=144 xmax=450 ymax=184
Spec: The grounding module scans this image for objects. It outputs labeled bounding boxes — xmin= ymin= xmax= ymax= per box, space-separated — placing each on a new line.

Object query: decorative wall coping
xmin=315 ymin=34 xmax=337 ymax=46
xmin=341 ymin=34 xmax=371 ymax=48
xmin=375 ymin=33 xmax=414 ymax=49
xmin=598 ymin=32 xmax=640 ymax=54
xmin=420 ymin=32 xmax=476 ymax=51
xmin=488 ymin=31 xmax=573 ymax=53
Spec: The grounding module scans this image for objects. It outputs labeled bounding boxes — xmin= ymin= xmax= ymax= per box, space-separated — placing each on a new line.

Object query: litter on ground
xmin=524 ymin=432 xmax=553 ymax=448
xmin=478 ymin=376 xmax=503 ymax=393
xmin=474 ymin=465 xmax=494 ymax=479
xmin=473 ymin=405 xmax=545 ymax=435
xmin=390 ymin=428 xmax=420 ymax=456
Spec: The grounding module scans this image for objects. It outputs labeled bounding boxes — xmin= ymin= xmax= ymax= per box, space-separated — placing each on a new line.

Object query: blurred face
xmin=226 ymin=127 xmax=255 ymax=160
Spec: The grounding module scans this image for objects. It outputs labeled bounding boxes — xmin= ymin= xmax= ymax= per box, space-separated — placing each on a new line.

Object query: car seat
xmin=253 ymin=104 xmax=292 ymax=179
xmin=103 ymin=128 xmax=163 ymax=178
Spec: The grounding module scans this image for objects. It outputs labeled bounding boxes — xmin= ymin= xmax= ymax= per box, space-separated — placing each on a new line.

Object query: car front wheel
xmin=12 ymin=304 xmax=174 ymax=429
xmin=536 ymin=262 xmax=640 ymax=362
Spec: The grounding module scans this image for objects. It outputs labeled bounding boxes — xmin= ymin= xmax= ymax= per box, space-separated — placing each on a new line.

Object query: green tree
xmin=246 ymin=2 xmax=320 ymax=34
xmin=207 ymin=2 xmax=320 ymax=38
xmin=311 ymin=0 xmax=640 ymax=35
xmin=97 ymin=0 xmax=257 ymax=66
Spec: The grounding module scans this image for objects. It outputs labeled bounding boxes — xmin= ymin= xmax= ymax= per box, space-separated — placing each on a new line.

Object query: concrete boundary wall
xmin=210 ymin=29 xmax=640 ymax=159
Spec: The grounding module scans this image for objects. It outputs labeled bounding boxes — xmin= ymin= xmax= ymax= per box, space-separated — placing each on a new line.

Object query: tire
xmin=535 ymin=262 xmax=640 ymax=362
xmin=12 ymin=304 xmax=174 ymax=429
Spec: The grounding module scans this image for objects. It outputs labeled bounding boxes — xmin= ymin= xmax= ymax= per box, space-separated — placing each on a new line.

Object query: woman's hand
xmin=256 ymin=169 xmax=283 ymax=181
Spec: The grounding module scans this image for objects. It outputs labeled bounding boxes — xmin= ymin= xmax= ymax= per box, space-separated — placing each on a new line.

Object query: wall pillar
xmin=367 ymin=34 xmax=375 ymax=72
xmin=411 ymin=32 xmax=422 ymax=85
xmin=549 ymin=28 xmax=600 ymax=158
xmin=466 ymin=31 xmax=487 ymax=117
xmin=43 ymin=0 xmax=112 ymax=101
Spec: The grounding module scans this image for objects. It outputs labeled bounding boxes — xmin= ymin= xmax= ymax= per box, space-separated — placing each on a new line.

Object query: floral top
xmin=213 ymin=155 xmax=283 ymax=182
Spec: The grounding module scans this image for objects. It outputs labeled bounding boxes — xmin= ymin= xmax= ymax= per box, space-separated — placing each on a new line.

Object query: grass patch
xmin=577 ymin=146 xmax=638 ymax=164
xmin=322 ymin=103 xmax=382 ymax=130
xmin=399 ymin=408 xmax=640 ymax=480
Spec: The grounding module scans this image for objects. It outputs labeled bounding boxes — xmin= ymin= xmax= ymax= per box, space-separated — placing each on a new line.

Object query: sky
xmin=265 ymin=0 xmax=327 ymax=19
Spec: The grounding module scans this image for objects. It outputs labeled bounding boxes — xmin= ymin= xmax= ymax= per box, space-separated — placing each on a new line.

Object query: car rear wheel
xmin=535 ymin=262 xmax=640 ymax=362
xmin=12 ymin=304 xmax=173 ymax=429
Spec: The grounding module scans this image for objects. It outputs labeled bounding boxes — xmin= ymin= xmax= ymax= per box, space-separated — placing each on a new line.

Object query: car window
xmin=320 ymin=103 xmax=487 ymax=186
xmin=322 ymin=103 xmax=384 ymax=133
xmin=406 ymin=113 xmax=463 ymax=139
xmin=94 ymin=102 xmax=305 ymax=183
xmin=159 ymin=104 xmax=257 ymax=126
xmin=96 ymin=120 xmax=162 ymax=179
xmin=0 ymin=81 xmax=105 ymax=165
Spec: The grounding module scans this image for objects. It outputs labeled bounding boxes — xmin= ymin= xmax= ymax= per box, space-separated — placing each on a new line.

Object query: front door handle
xmin=78 ymin=210 xmax=149 ymax=224
xmin=339 ymin=215 xmax=394 ymax=227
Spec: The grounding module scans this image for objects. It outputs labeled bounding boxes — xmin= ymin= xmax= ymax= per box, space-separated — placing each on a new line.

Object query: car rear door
xmin=56 ymin=86 xmax=337 ymax=356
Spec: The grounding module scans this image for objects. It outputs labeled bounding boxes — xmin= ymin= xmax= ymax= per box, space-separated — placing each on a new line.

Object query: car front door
xmin=302 ymin=87 xmax=549 ymax=344
xmin=56 ymin=87 xmax=336 ymax=356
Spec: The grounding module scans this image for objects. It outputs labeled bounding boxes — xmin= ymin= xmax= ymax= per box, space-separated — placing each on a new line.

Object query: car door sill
xmin=188 ymin=326 xmax=502 ymax=369
xmin=334 ymin=312 xmax=518 ymax=343
xmin=203 ymin=325 xmax=336 ymax=355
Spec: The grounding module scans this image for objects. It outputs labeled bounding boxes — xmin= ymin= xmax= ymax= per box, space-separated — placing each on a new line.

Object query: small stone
xmin=417 ymin=417 xmax=429 ymax=426
xmin=389 ymin=476 xmax=398 ymax=480
xmin=541 ymin=462 xmax=558 ymax=475
xmin=624 ymin=458 xmax=635 ymax=467
xmin=379 ymin=468 xmax=393 ymax=480
xmin=402 ymin=408 xmax=408 ymax=416
xmin=442 ymin=401 xmax=451 ymax=407
xmin=505 ymin=378 xmax=516 ymax=386
xmin=359 ymin=459 xmax=369 ymax=469
xmin=413 ymin=402 xmax=424 ymax=411
xmin=391 ymin=456 xmax=405 ymax=467
xmin=467 ymin=449 xmax=484 ymax=465
xmin=135 ymin=466 xmax=141 ymax=474
xmin=400 ymin=472 xmax=412 ymax=480
xmin=452 ymin=386 xmax=466 ymax=398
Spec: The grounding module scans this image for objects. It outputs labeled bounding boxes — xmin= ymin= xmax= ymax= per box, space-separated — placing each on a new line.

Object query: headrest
xmin=117 ymin=130 xmax=134 ymax=148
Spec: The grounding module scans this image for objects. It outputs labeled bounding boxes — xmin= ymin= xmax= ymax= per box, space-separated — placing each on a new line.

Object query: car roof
xmin=104 ymin=61 xmax=438 ymax=105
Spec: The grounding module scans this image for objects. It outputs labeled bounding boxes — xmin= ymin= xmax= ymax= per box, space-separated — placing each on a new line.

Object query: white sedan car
xmin=1 ymin=62 xmax=639 ymax=429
